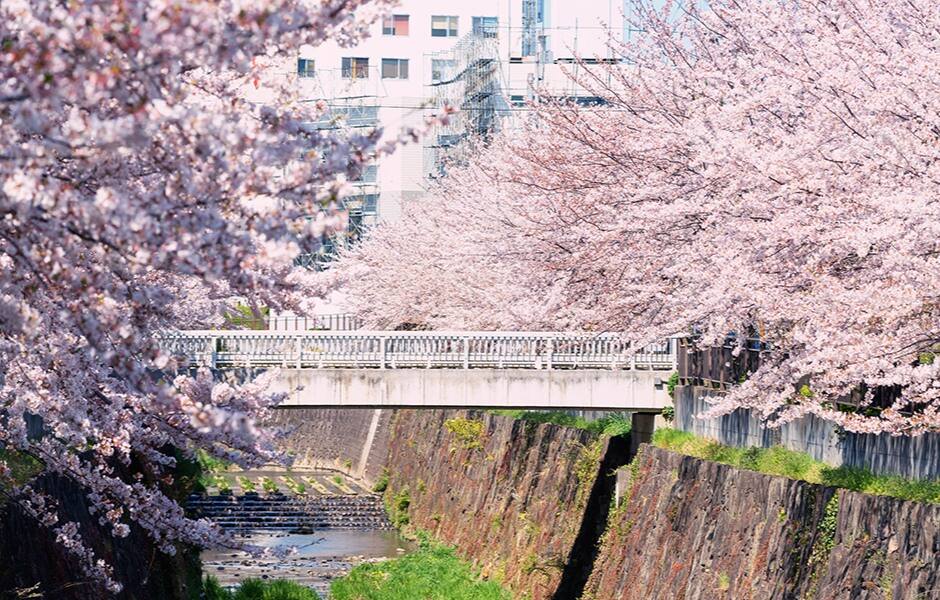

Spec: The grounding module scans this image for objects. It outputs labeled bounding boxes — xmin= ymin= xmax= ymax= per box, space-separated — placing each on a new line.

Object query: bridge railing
xmin=158 ymin=331 xmax=678 ymax=371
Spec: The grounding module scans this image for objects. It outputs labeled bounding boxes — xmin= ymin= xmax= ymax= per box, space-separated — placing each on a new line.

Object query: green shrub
xmin=193 ymin=449 xmax=232 ymax=492
xmin=666 ymin=371 xmax=680 ymax=397
xmin=487 ymin=410 xmax=632 ymax=438
xmin=240 ymin=579 xmax=319 ymax=600
xmin=661 ymin=404 xmax=675 ymax=423
xmin=372 ymin=468 xmax=390 ymax=493
xmin=215 ymin=475 xmax=232 ymax=494
xmin=652 ymin=428 xmax=940 ymax=504
xmin=330 ymin=544 xmax=509 ymax=600
xmin=202 ymin=575 xmax=232 ymax=600
xmin=444 ymin=417 xmax=486 ymax=450
xmin=388 ymin=487 xmax=411 ymax=528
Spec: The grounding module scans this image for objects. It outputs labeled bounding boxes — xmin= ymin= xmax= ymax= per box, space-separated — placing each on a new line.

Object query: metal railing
xmin=266 ymin=314 xmax=362 ymax=332
xmin=159 ymin=331 xmax=678 ymax=371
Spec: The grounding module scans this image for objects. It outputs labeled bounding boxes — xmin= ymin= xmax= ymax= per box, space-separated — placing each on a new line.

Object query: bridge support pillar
xmin=630 ymin=412 xmax=657 ymax=456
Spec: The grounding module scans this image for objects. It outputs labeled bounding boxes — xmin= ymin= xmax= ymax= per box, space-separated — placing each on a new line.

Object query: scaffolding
xmin=424 ymin=32 xmax=509 ymax=177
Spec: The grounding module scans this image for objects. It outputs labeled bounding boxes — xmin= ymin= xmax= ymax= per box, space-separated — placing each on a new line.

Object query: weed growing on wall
xmin=386 ymin=487 xmax=411 ymax=528
xmin=488 ymin=411 xmax=632 ymax=437
xmin=573 ymin=440 xmax=604 ymax=512
xmin=444 ymin=417 xmax=487 ymax=451
xmin=804 ymin=494 xmax=841 ymax=597
xmin=666 ymin=372 xmax=680 ymax=397
xmin=373 ymin=468 xmax=390 ymax=493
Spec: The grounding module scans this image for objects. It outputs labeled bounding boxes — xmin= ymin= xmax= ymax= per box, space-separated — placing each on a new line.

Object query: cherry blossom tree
xmin=331 ymin=0 xmax=940 ymax=436
xmin=0 ymin=0 xmax=414 ymax=592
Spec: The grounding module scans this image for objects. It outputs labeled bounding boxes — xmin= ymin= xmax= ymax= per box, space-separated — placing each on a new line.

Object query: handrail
xmin=159 ymin=331 xmax=678 ymax=371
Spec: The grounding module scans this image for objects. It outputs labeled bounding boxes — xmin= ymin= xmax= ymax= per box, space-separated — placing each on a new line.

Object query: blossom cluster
xmin=329 ymin=0 xmax=940 ymax=436
xmin=0 ymin=0 xmax=395 ymax=591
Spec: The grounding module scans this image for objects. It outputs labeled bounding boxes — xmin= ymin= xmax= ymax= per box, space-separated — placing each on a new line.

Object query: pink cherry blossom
xmin=329 ymin=0 xmax=940 ymax=437
xmin=0 ymin=0 xmax=400 ymax=592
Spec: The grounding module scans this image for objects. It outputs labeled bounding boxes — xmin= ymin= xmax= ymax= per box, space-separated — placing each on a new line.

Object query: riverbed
xmin=195 ymin=470 xmax=412 ymax=597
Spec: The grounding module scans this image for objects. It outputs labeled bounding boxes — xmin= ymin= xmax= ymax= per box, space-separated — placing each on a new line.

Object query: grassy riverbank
xmin=202 ymin=576 xmax=319 ymax=599
xmin=330 ymin=541 xmax=510 ymax=600
xmin=488 ymin=410 xmax=632 ymax=437
xmin=652 ymin=428 xmax=940 ymax=503
xmin=200 ymin=542 xmax=509 ymax=600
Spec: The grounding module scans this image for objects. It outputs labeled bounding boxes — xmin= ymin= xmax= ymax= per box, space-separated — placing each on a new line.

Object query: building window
xmin=297 ymin=58 xmax=316 ymax=78
xmin=345 ymin=193 xmax=379 ymax=215
xmin=341 ymin=57 xmax=369 ymax=79
xmin=431 ymin=59 xmax=457 ymax=84
xmin=382 ymin=14 xmax=409 ymax=36
xmin=431 ymin=15 xmax=458 ymax=37
xmin=381 ymin=58 xmax=409 ymax=79
xmin=472 ymin=16 xmax=498 ymax=37
xmin=352 ymin=164 xmax=378 ymax=184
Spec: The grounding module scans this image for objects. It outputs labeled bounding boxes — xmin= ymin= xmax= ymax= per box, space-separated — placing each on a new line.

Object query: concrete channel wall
xmin=268 ymin=407 xmax=392 ymax=485
xmin=675 ymin=385 xmax=940 ymax=480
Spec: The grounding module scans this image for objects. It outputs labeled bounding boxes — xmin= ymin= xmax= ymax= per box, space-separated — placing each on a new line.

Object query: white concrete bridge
xmin=160 ymin=331 xmax=677 ymax=410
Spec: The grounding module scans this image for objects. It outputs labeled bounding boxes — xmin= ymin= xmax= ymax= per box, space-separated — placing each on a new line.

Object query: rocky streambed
xmin=188 ymin=470 xmax=412 ymax=597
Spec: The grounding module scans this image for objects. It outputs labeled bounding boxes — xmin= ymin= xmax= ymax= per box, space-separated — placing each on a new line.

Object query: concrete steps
xmin=187 ymin=493 xmax=393 ymax=531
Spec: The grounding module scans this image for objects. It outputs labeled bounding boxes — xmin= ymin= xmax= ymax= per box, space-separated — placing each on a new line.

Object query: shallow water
xmin=202 ymin=529 xmax=413 ymax=597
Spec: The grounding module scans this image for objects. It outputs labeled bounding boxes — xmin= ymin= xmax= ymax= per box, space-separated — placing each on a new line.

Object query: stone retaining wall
xmin=381 ymin=409 xmax=616 ymax=600
xmin=0 ymin=472 xmax=199 ymax=600
xmin=584 ymin=446 xmax=940 ymax=600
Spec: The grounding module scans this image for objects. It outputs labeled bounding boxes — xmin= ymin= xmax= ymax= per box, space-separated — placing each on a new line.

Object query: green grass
xmin=237 ymin=476 xmax=256 ymax=494
xmin=282 ymin=476 xmax=306 ymax=495
xmin=652 ymin=428 xmax=940 ymax=504
xmin=330 ymin=543 xmax=510 ymax=600
xmin=201 ymin=575 xmax=319 ymax=599
xmin=214 ymin=475 xmax=232 ymax=494
xmin=260 ymin=476 xmax=279 ymax=494
xmin=194 ymin=449 xmax=232 ymax=491
xmin=488 ymin=410 xmax=632 ymax=437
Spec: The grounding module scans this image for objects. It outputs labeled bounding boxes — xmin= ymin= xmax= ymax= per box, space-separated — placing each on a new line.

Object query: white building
xmin=293 ymin=0 xmax=633 ymax=264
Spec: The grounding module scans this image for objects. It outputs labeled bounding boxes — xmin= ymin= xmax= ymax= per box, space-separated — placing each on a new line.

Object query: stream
xmin=192 ymin=470 xmax=412 ymax=598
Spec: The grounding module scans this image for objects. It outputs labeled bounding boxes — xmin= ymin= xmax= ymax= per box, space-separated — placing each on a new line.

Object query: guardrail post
xmin=209 ymin=336 xmax=218 ymax=369
xmin=295 ymin=337 xmax=302 ymax=369
xmin=546 ymin=337 xmax=553 ymax=370
xmin=379 ymin=336 xmax=386 ymax=369
xmin=462 ymin=337 xmax=470 ymax=369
